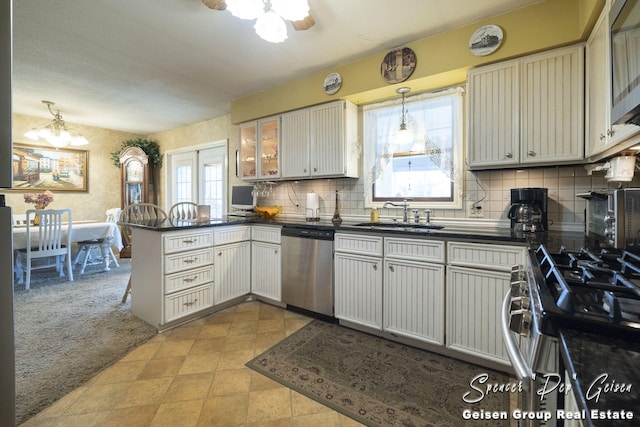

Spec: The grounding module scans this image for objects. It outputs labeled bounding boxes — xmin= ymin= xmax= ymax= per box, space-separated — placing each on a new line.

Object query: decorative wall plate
xmin=381 ymin=47 xmax=416 ymax=84
xmin=469 ymin=25 xmax=503 ymax=56
xmin=323 ymin=72 xmax=342 ymax=95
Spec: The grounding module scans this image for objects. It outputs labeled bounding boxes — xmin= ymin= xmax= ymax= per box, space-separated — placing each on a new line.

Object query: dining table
xmin=13 ymin=221 xmax=124 ymax=282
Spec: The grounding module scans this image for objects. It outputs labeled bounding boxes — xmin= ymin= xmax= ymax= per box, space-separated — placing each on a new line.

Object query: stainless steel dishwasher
xmin=281 ymin=226 xmax=334 ymax=317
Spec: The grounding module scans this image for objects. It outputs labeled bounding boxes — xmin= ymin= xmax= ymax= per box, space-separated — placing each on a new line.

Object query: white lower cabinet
xmin=446 ymin=242 xmax=527 ymax=365
xmin=383 ymin=237 xmax=445 ymax=345
xmin=334 ymin=233 xmax=383 ymax=329
xmin=130 ymin=227 xmax=215 ymax=331
xmin=251 ymin=225 xmax=281 ymax=301
xmin=214 ymin=225 xmax=251 ymax=305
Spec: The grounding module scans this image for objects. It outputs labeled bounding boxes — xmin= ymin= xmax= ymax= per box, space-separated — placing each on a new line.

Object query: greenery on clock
xmin=111 ymin=138 xmax=162 ymax=168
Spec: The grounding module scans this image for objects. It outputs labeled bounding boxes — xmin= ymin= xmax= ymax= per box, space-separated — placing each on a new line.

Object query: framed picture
xmin=381 ymin=47 xmax=417 ymax=84
xmin=11 ymin=143 xmax=88 ymax=192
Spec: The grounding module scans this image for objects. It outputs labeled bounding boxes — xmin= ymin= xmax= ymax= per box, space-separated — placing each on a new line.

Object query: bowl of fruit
xmin=254 ymin=206 xmax=282 ymax=219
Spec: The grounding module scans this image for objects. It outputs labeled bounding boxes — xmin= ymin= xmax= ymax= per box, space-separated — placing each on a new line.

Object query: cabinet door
xmin=521 ymin=45 xmax=584 ymax=164
xmin=239 ymin=121 xmax=258 ymax=180
xmin=258 ymin=116 xmax=280 ymax=179
xmin=280 ymin=108 xmax=310 ymax=178
xmin=214 ymin=241 xmax=251 ymax=304
xmin=446 ymin=266 xmax=510 ymax=365
xmin=310 ymin=101 xmax=345 ymax=176
xmin=251 ymin=241 xmax=281 ymax=301
xmin=384 ymin=259 xmax=444 ymax=345
xmin=467 ymin=61 xmax=520 ymax=168
xmin=586 ymin=6 xmax=611 ymax=157
xmin=334 ymin=252 xmax=382 ymax=330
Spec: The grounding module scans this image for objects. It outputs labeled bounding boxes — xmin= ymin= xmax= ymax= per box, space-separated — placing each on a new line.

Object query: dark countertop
xmin=120 ymin=215 xmax=588 ymax=247
xmin=559 ymin=328 xmax=640 ymax=427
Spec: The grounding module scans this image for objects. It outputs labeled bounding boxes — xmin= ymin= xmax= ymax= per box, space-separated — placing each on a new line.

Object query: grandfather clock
xmin=119 ymin=146 xmax=156 ymax=208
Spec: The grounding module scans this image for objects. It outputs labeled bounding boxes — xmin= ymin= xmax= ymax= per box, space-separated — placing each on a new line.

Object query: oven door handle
xmin=501 ymin=290 xmax=533 ymax=382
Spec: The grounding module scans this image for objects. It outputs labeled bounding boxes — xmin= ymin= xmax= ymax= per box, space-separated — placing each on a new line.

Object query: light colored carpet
xmin=13 ymin=258 xmax=157 ymax=425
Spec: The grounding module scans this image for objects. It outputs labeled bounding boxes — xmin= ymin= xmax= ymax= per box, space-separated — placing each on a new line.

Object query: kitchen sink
xmin=353 ymin=222 xmax=444 ymax=230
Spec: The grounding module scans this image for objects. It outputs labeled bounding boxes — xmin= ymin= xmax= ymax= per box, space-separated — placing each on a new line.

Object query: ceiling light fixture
xmin=24 ymin=100 xmax=89 ymax=148
xmin=224 ymin=0 xmax=310 ymax=43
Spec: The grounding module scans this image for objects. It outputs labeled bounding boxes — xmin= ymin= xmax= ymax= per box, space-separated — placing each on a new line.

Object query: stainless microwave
xmin=578 ymin=189 xmax=640 ymax=250
xmin=610 ymin=0 xmax=640 ymax=125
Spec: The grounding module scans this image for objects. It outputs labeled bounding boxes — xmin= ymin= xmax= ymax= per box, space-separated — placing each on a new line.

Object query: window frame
xmin=363 ymin=87 xmax=464 ymax=210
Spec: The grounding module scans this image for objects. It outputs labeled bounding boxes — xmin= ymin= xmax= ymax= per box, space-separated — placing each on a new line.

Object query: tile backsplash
xmin=255 ymin=165 xmax=640 ymax=229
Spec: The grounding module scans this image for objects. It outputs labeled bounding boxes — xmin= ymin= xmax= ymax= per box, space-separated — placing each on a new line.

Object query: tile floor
xmin=20 ymin=301 xmax=365 ymax=427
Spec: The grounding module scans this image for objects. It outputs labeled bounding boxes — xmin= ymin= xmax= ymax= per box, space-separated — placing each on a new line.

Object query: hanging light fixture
xmin=24 ymin=100 xmax=89 ymax=148
xmin=393 ymin=87 xmax=414 ymax=150
xmin=224 ymin=0 xmax=310 ymax=43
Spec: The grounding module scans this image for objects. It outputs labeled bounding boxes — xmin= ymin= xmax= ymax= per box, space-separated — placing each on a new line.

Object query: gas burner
xmin=534 ymin=245 xmax=640 ymax=332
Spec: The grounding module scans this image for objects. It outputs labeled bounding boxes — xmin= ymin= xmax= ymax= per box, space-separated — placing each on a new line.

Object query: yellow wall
xmin=9 ymin=113 xmax=143 ymax=220
xmin=231 ymin=0 xmax=605 ymax=123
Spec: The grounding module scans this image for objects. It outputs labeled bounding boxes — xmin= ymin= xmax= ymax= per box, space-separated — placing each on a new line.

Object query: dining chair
xmin=15 ymin=208 xmax=73 ymax=290
xmin=73 ymin=208 xmax=122 ymax=274
xmin=119 ymin=203 xmax=167 ymax=303
xmin=169 ymin=201 xmax=199 ymax=221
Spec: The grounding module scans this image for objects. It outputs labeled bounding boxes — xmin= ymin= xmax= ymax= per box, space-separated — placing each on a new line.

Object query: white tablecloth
xmin=13 ymin=222 xmax=123 ymax=251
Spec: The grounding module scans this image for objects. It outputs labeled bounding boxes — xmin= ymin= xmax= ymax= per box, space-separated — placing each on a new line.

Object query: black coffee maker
xmin=509 ymin=188 xmax=548 ymax=232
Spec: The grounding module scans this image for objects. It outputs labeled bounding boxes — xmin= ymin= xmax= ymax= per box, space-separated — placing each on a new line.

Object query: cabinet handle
xmin=218 ymin=251 xmax=223 ymax=256
xmin=304 ymin=168 xmax=307 ymax=173
xmin=389 ymin=265 xmax=394 ymax=272
xmin=600 ymin=133 xmax=606 ymax=140
xmin=505 ymin=153 xmax=513 ymax=158
xmin=313 ymin=167 xmax=317 ymax=172
xmin=182 ymin=239 xmax=196 ymax=244
xmin=183 ymin=298 xmax=199 ymax=307
xmin=373 ymin=263 xmax=377 ymax=270
xmin=183 ymin=275 xmax=198 ymax=283
xmin=607 ymin=128 xmax=615 ymax=137
xmin=528 ymin=150 xmax=536 ymax=157
xmin=183 ymin=258 xmax=197 ymax=264
xmin=275 ymin=249 xmax=278 ymax=254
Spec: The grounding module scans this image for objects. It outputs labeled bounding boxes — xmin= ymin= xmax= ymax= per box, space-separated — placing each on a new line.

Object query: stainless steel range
xmin=502 ymin=245 xmax=640 ymax=426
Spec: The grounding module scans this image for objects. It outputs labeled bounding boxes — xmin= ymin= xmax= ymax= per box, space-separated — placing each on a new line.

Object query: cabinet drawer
xmin=335 ymin=233 xmax=383 ymax=256
xmin=447 ymin=242 xmax=527 ymax=271
xmin=164 ymin=283 xmax=214 ymax=323
xmin=252 ymin=225 xmax=281 ymax=244
xmin=164 ymin=248 xmax=214 ymax=274
xmin=165 ymin=265 xmax=214 ymax=295
xmin=214 ymin=225 xmax=250 ymax=245
xmin=164 ymin=230 xmax=213 ymax=254
xmin=384 ymin=237 xmax=445 ymax=263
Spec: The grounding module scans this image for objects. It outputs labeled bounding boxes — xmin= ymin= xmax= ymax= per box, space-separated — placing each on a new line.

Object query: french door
xmin=168 ymin=142 xmax=227 ymax=218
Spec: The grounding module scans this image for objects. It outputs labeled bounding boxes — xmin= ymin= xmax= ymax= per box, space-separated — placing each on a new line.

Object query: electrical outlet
xmin=467 ymin=202 xmax=484 ymax=218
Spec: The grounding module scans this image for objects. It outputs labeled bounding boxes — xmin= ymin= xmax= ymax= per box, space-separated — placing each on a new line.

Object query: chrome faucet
xmin=383 ymin=199 xmax=412 ymax=223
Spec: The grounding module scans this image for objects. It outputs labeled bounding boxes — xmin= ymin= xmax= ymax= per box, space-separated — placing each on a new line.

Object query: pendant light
xmin=393 ymin=87 xmax=413 ymax=150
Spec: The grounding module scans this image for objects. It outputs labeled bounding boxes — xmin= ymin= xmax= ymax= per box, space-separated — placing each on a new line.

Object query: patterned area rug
xmin=247 ymin=320 xmax=511 ymax=427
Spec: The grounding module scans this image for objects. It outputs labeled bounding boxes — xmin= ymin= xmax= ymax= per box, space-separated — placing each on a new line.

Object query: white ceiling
xmin=12 ymin=0 xmax=540 ymax=135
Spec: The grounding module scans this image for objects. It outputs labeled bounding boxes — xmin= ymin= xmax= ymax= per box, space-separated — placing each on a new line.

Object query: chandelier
xmin=24 ymin=100 xmax=89 ymax=148
xmin=225 ymin=0 xmax=310 ymax=43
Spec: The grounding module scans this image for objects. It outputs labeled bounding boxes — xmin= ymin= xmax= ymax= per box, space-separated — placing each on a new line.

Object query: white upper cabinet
xmin=239 ymin=116 xmax=280 ymax=180
xmin=309 ymin=100 xmax=359 ymax=178
xmin=467 ymin=44 xmax=585 ymax=169
xmin=279 ymin=100 xmax=359 ymax=179
xmin=466 ymin=61 xmax=520 ymax=168
xmin=280 ymin=108 xmax=310 ymax=179
xmin=586 ymin=2 xmax=640 ymax=159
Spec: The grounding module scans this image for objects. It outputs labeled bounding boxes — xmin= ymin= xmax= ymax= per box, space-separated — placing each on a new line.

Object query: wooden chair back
xmin=169 ymin=202 xmax=199 ymax=221
xmin=119 ymin=203 xmax=167 ymax=257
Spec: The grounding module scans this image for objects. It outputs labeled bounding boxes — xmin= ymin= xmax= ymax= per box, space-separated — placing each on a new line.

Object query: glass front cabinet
xmin=119 ymin=146 xmax=154 ymax=208
xmin=239 ymin=116 xmax=280 ymax=180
